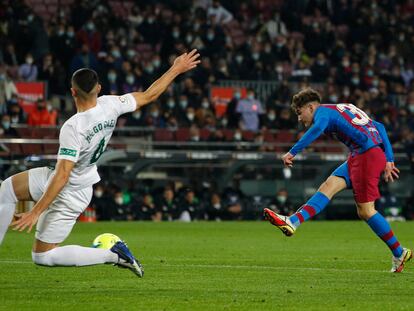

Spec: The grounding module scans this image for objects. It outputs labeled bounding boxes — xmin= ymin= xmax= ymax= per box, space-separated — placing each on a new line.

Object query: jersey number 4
xmin=336 ymin=103 xmax=370 ymax=126
xmin=90 ymin=138 xmax=106 ymax=164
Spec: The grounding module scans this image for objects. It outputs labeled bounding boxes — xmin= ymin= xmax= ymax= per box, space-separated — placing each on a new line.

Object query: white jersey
xmin=57 ymin=94 xmax=137 ymax=189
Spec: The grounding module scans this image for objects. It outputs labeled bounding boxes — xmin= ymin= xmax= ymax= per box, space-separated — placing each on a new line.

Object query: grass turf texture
xmin=0 ymin=221 xmax=413 ymax=311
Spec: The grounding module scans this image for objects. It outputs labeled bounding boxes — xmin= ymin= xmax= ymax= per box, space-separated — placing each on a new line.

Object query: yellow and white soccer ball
xmin=92 ymin=233 xmax=121 ymax=249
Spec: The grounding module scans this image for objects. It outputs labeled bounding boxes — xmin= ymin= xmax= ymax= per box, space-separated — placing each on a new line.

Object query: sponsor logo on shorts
xmin=59 ymin=148 xmax=77 ymax=157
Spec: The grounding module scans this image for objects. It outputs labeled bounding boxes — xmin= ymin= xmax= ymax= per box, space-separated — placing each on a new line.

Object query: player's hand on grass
xmin=282 ymin=152 xmax=295 ymax=167
xmin=11 ymin=210 xmax=41 ymax=233
xmin=172 ymin=49 xmax=201 ymax=74
xmin=384 ymin=161 xmax=400 ymax=182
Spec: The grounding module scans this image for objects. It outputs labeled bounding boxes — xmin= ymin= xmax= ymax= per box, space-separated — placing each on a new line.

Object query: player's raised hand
xmin=384 ymin=161 xmax=400 ymax=182
xmin=11 ymin=211 xmax=41 ymax=233
xmin=282 ymin=152 xmax=295 ymax=167
xmin=172 ymin=49 xmax=201 ymax=74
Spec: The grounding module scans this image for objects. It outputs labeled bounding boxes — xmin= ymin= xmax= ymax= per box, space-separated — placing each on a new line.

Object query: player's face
xmin=296 ymin=104 xmax=314 ymax=127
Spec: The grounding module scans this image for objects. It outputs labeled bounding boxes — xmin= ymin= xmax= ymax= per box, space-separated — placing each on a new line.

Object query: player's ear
xmin=71 ymin=87 xmax=76 ymax=97
xmin=96 ymin=84 xmax=102 ymax=95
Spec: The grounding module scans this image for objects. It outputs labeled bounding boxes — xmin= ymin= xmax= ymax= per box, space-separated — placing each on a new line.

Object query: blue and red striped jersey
xmin=289 ymin=104 xmax=394 ymax=161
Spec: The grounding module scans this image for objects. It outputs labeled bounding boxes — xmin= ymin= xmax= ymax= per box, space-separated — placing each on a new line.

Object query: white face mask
xmin=234 ymin=133 xmax=242 ymax=141
xmin=94 ymin=190 xmax=103 ymax=198
xmin=115 ymin=197 xmax=123 ymax=205
xmin=187 ymin=113 xmax=195 ymax=121
xmin=268 ymin=113 xmax=276 ymax=121
xmin=26 ymin=57 xmax=33 ymax=64
xmin=133 ymin=112 xmax=141 ymax=119
xmin=167 ymin=100 xmax=175 ymax=108
xmin=277 ymin=195 xmax=287 ymax=204
xmin=202 ymin=101 xmax=209 ymax=109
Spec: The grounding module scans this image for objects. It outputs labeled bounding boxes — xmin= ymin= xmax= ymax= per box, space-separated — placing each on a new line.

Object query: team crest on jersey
xmin=119 ymin=96 xmax=127 ymax=103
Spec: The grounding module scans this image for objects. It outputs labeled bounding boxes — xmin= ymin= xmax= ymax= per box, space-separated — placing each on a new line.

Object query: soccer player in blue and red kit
xmin=264 ymin=88 xmax=412 ymax=273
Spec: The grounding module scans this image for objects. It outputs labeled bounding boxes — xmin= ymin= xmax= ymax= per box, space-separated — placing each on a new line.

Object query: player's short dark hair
xmin=291 ymin=88 xmax=321 ymax=111
xmin=71 ymin=68 xmax=98 ymax=95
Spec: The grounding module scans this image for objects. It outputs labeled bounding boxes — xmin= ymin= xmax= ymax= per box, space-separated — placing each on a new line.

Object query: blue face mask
xmin=234 ymin=92 xmax=241 ymax=99
xmin=248 ymin=94 xmax=254 ymax=100
xmin=2 ymin=121 xmax=10 ymax=129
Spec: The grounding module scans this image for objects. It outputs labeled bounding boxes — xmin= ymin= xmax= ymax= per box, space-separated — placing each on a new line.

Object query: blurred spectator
xmin=207 ymin=1 xmax=233 ymax=25
xmin=91 ymin=184 xmax=110 ymax=221
xmin=236 ymin=89 xmax=264 ymax=131
xmin=155 ymin=186 xmax=179 ymax=221
xmin=27 ymin=99 xmax=57 ymax=126
xmin=136 ymin=193 xmax=161 ymax=221
xmin=178 ymin=187 xmax=202 ymax=221
xmin=268 ymin=188 xmax=295 ymax=216
xmin=70 ymin=44 xmax=98 ymax=74
xmin=76 ymin=19 xmax=102 ymax=55
xmin=206 ymin=192 xmax=225 ymax=221
xmin=109 ymin=190 xmax=135 ymax=221
xmin=0 ymin=66 xmax=18 ymax=115
xmin=226 ymin=89 xmax=241 ymax=128
xmin=18 ymin=53 xmax=38 ymax=81
xmin=1 ymin=115 xmax=17 ymax=137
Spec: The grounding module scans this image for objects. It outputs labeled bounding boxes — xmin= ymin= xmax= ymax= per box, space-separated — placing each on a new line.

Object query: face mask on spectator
xmin=186 ymin=35 xmax=193 ymax=43
xmin=247 ymin=94 xmax=254 ymax=100
xmin=193 ymin=23 xmax=200 ymax=31
xmin=207 ymin=32 xmax=215 ymax=41
xmin=234 ymin=92 xmax=241 ymax=99
xmin=213 ymin=203 xmax=221 ymax=209
xmin=264 ymin=46 xmax=271 ymax=53
xmin=329 ymin=95 xmax=338 ymax=103
xmin=46 ymin=104 xmax=53 ymax=112
xmin=112 ymin=50 xmax=121 ymax=58
xmin=127 ymin=50 xmax=136 ymax=58
xmin=236 ymin=56 xmax=243 ymax=64
xmin=58 ymin=29 xmax=64 ymax=36
xmin=67 ymin=31 xmax=74 ymax=38
xmin=277 ymin=195 xmax=287 ymax=204
xmin=115 ymin=197 xmax=123 ymax=205
xmin=351 ymin=77 xmax=360 ymax=85
xmin=252 ymin=53 xmax=260 ymax=60
xmin=26 ymin=57 xmax=33 ymax=65
xmin=180 ymin=100 xmax=188 ymax=109
xmin=27 ymin=14 xmax=34 ymax=22
xmin=133 ymin=111 xmax=141 ymax=119
xmin=268 ymin=113 xmax=276 ymax=121
xmin=191 ymin=135 xmax=199 ymax=141
xmin=126 ymin=75 xmax=134 ymax=85
xmin=148 ymin=17 xmax=155 ymax=24
xmin=153 ymin=59 xmax=161 ymax=68
xmin=86 ymin=22 xmax=95 ymax=31
xmin=108 ymin=73 xmax=117 ymax=82
xmin=202 ymin=101 xmax=209 ymax=109
xmin=0 ymin=74 xmax=5 ymax=80
xmin=187 ymin=112 xmax=195 ymax=121
xmin=234 ymin=132 xmax=242 ymax=141
xmin=167 ymin=100 xmax=175 ymax=109
xmin=145 ymin=65 xmax=154 ymax=74
xmin=276 ymin=66 xmax=283 ymax=73
xmin=222 ymin=118 xmax=228 ymax=126
xmin=343 ymin=88 xmax=350 ymax=97
xmin=94 ymin=190 xmax=103 ymax=198
xmin=2 ymin=121 xmax=10 ymax=130
xmin=342 ymin=60 xmax=350 ymax=67
xmin=172 ymin=31 xmax=180 ymax=38
xmin=372 ymin=79 xmax=379 ymax=87
xmin=11 ymin=116 xmax=19 ymax=123
xmin=151 ymin=110 xmax=159 ymax=118
xmin=0 ymin=128 xmax=4 ymax=136
xmin=409 ymin=105 xmax=414 ymax=113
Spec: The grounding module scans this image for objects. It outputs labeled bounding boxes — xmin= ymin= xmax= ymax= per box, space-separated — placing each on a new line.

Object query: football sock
xmin=32 ymin=245 xmax=118 ymax=266
xmin=289 ymin=192 xmax=330 ymax=228
xmin=366 ymin=212 xmax=404 ymax=258
xmin=0 ymin=177 xmax=17 ymax=245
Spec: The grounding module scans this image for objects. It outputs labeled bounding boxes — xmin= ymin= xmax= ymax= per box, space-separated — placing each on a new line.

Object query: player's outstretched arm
xmin=11 ymin=159 xmax=75 ymax=232
xmin=372 ymin=120 xmax=399 ymax=182
xmin=130 ymin=49 xmax=201 ymax=109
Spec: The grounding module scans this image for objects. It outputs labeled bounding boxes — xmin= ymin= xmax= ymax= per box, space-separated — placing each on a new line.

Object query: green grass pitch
xmin=0 ymin=221 xmax=413 ymax=311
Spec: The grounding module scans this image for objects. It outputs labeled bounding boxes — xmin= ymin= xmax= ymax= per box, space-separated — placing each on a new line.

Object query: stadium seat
xmin=21 ymin=144 xmax=43 ymax=155
xmin=154 ymin=129 xmax=175 ymax=141
xmin=176 ymin=128 xmax=190 ymax=141
xmin=242 ymin=130 xmax=255 ymax=141
xmin=200 ymin=129 xmax=211 ymax=141
xmin=222 ymin=129 xmax=235 ymax=141
xmin=275 ymin=130 xmax=295 ymax=143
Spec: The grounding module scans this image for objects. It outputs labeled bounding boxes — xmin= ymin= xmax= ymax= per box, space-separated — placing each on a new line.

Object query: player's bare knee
xmin=356 ymin=204 xmax=376 ymax=220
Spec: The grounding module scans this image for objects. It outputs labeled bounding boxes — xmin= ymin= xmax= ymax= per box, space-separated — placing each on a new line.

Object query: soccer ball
xmin=92 ymin=233 xmax=121 ymax=249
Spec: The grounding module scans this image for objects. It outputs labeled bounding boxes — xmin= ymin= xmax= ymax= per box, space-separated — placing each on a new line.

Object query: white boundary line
xmin=0 ymin=260 xmax=411 ymax=274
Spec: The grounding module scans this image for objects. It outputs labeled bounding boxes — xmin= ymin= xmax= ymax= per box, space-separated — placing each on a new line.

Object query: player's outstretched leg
xmin=264 ymin=176 xmax=347 ymax=236
xmin=0 ymin=177 xmax=17 ymax=245
xmin=359 ymin=204 xmax=412 ymax=272
xmin=32 ymin=240 xmax=144 ymax=277
xmin=264 ymin=191 xmax=331 ymax=236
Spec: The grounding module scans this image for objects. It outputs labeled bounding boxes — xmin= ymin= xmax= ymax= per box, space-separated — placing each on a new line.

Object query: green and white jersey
xmin=57 ymin=94 xmax=137 ymax=189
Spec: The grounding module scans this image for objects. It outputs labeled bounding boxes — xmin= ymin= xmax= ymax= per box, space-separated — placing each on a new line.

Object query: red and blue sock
xmin=289 ymin=192 xmax=330 ymax=228
xmin=366 ymin=212 xmax=403 ymax=258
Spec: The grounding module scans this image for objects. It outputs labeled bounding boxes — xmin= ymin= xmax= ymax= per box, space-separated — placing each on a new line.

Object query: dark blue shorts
xmin=331 ymin=161 xmax=352 ymax=188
